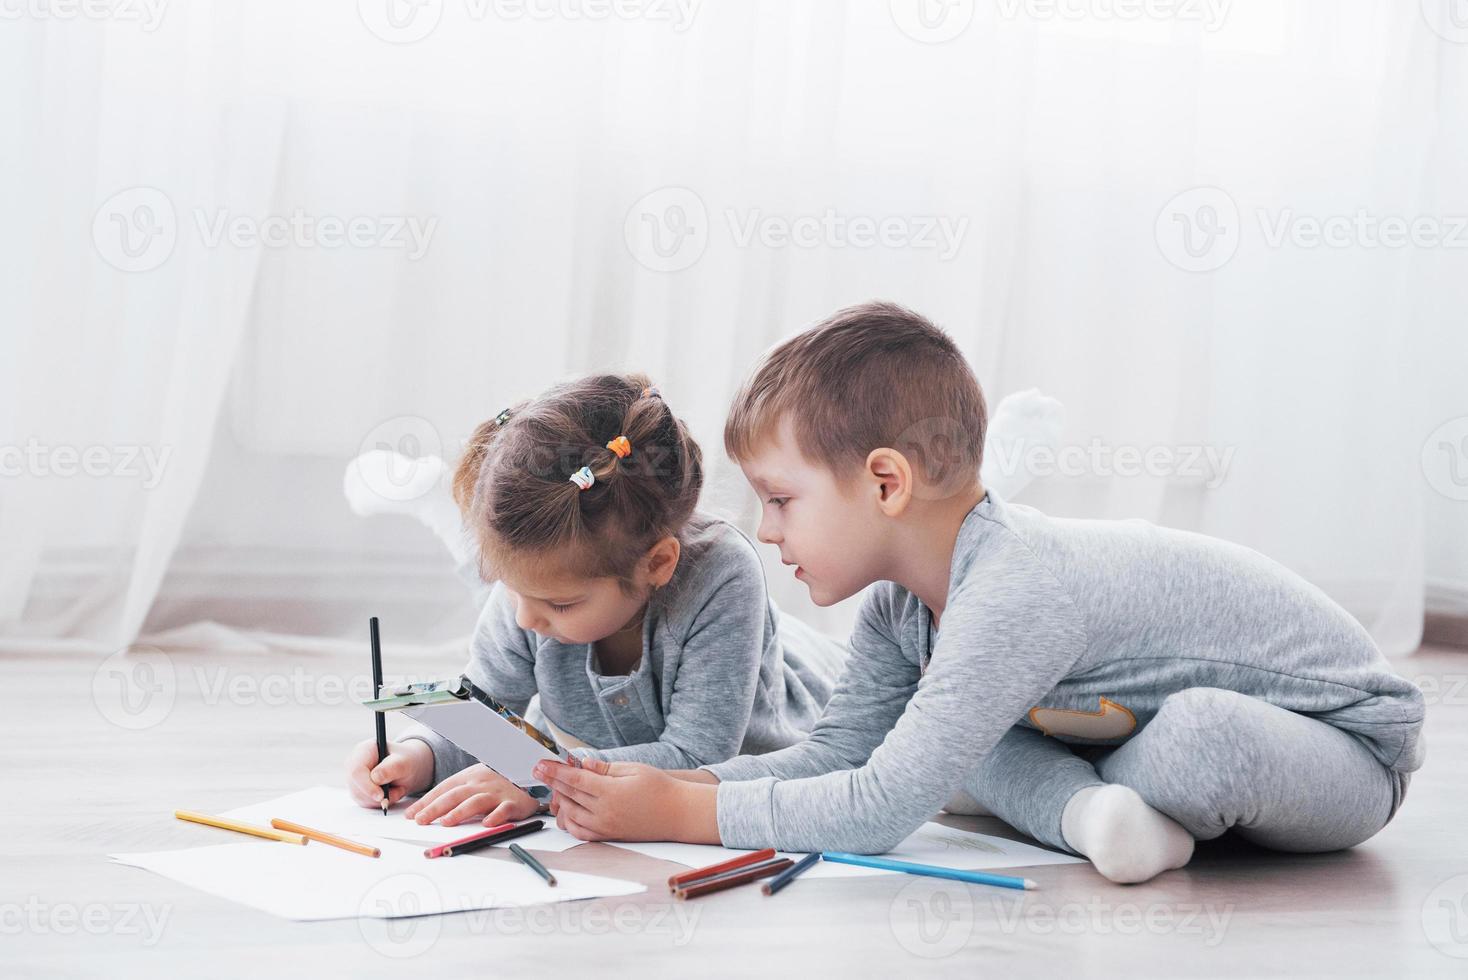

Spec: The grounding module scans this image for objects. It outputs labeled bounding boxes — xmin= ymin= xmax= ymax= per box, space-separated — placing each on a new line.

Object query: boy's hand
xmin=534 ymin=758 xmax=722 ymax=844
xmin=403 ymin=764 xmax=540 ymax=828
xmin=346 ymin=738 xmax=433 ymax=810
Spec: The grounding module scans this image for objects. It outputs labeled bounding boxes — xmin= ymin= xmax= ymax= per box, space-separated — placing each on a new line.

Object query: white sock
xmin=1060 ymin=784 xmax=1194 ymax=884
xmin=979 ymin=388 xmax=1066 ymax=501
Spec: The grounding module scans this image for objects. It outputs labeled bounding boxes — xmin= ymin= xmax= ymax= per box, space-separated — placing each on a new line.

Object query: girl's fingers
xmin=412 ymin=784 xmax=475 ymax=824
xmin=483 ymin=800 xmax=522 ymax=827
xmin=441 ymin=794 xmax=496 ymax=827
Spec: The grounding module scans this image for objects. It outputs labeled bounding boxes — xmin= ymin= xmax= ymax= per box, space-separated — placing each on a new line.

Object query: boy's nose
xmin=757 ymin=518 xmax=781 ymax=545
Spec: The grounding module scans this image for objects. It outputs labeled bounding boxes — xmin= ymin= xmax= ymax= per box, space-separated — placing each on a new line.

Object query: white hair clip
xmin=569 ymin=466 xmax=596 ymax=490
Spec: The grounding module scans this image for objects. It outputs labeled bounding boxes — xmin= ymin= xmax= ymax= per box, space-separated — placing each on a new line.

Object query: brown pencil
xmin=674 ymin=858 xmax=793 ymax=900
xmin=270 ymin=818 xmax=380 ymax=858
xmin=668 ymin=848 xmax=777 ymax=891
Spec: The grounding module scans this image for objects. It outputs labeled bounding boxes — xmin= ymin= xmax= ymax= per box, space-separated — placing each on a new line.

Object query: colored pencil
xmin=174 ymin=809 xmax=307 ymax=845
xmin=422 ymin=821 xmax=517 ymax=859
xmin=667 ymin=847 xmax=777 ymax=891
xmin=442 ymin=819 xmax=545 ymax=857
xmin=674 ymin=857 xmax=793 ymax=900
xmin=762 ymin=852 xmax=821 ymax=895
xmin=370 ymin=616 xmax=390 ymax=816
xmin=270 ymin=818 xmax=380 ymax=858
xmin=508 ymin=843 xmax=557 ymax=886
xmin=821 ymin=852 xmax=1038 ymax=890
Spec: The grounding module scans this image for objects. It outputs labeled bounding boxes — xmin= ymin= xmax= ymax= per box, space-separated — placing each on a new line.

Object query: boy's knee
xmin=1152 ymin=687 xmax=1253 ymax=743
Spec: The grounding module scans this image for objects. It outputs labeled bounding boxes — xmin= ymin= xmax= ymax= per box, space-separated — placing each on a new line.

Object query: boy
xmin=534 ymin=301 xmax=1424 ymax=884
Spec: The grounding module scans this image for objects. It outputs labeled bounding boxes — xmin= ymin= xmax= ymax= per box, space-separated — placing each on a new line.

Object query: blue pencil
xmin=762 ymin=852 xmax=821 ymax=896
xmin=821 ymin=852 xmax=1038 ymax=890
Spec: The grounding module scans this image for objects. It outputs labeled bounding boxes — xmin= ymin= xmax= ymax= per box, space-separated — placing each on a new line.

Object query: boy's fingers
xmin=535 ymin=763 xmax=601 ymax=800
xmin=552 ymin=792 xmax=601 ymax=837
xmin=576 ymin=756 xmax=611 ymax=776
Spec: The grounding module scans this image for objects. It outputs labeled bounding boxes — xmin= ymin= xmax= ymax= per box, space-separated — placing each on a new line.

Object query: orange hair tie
xmin=606 ymin=435 xmax=633 ymax=459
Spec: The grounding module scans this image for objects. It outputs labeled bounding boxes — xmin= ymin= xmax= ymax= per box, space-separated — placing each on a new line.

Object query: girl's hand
xmin=403 ymin=764 xmax=540 ymax=828
xmin=534 ymin=758 xmax=722 ymax=844
xmin=345 ymin=738 xmax=434 ymax=810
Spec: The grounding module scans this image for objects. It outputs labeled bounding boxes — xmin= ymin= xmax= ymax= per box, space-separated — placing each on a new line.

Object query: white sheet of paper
xmin=110 ymin=836 xmax=644 ymax=921
xmin=403 ymin=697 xmax=563 ymax=787
xmin=219 ymin=786 xmax=585 ymax=851
xmin=610 ymin=822 xmax=1085 ymax=879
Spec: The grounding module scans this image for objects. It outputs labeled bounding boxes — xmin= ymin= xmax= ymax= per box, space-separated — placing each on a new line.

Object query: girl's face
xmin=497 ymin=538 xmax=680 ymax=645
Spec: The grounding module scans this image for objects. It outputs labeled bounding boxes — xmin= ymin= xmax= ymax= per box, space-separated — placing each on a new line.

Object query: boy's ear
xmin=865 ymin=447 xmax=914 ymax=518
xmin=643 ymin=535 xmax=682 ymax=589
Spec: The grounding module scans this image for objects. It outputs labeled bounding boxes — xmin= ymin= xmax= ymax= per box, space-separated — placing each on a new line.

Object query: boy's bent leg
xmin=955 ymin=724 xmax=1105 ymax=852
xmin=1095 ymin=687 xmax=1399 ymax=852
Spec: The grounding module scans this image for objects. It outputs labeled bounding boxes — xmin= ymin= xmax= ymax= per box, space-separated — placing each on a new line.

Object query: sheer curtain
xmin=3 ymin=1 xmax=1463 ymax=655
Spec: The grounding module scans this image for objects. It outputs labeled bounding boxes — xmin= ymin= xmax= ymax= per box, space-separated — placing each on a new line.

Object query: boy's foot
xmin=1060 ymin=784 xmax=1194 ymax=884
xmin=343 ymin=450 xmax=472 ymax=565
xmin=980 ymin=388 xmax=1065 ymax=501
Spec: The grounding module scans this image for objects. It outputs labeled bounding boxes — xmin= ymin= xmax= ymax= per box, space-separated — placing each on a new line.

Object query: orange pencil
xmin=270 ymin=818 xmax=381 ymax=858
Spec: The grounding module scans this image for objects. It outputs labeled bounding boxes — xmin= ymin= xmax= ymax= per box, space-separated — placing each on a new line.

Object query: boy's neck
xmin=883 ymin=481 xmax=986 ymax=628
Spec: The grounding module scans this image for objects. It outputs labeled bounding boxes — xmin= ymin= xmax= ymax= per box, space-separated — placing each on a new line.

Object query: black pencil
xmin=370 ymin=616 xmax=389 ymax=816
xmin=442 ymin=819 xmax=545 ymax=857
xmin=508 ymin=842 xmax=557 ymax=886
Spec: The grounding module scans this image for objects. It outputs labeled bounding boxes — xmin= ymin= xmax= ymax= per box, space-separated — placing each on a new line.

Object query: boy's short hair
xmin=724 ymin=301 xmax=987 ymax=493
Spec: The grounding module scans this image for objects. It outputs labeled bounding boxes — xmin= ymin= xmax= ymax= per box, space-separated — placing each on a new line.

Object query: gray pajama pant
xmin=958 ymin=687 xmax=1410 ymax=854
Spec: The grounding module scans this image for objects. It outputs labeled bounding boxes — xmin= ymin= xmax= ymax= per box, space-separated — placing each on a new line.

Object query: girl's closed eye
xmin=549 ymin=601 xmax=577 ymax=612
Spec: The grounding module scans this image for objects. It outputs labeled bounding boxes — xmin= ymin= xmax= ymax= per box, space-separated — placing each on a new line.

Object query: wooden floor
xmin=9 ymin=641 xmax=1467 ymax=978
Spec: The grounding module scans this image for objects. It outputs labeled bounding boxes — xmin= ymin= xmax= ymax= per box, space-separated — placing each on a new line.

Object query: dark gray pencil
xmin=508 ymin=842 xmax=557 ymax=886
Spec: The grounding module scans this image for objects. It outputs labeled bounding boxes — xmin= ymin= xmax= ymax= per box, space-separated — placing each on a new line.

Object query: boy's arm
xmin=399 ymin=584 xmax=539 ymax=787
xmin=699 ymin=585 xmax=918 ymax=783
xmin=715 ymin=576 xmax=1089 ymax=853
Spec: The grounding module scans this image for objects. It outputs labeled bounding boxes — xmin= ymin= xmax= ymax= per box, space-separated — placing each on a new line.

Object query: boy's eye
xmin=766 ymin=497 xmax=789 ymax=508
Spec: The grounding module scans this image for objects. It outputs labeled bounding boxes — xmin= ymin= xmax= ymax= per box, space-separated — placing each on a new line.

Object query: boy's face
xmin=738 ymin=419 xmax=888 ymax=607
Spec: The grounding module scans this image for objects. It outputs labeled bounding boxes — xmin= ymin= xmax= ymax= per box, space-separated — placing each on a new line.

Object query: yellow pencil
xmin=271 ymin=818 xmax=380 ymax=857
xmin=174 ymin=809 xmax=309 ymax=845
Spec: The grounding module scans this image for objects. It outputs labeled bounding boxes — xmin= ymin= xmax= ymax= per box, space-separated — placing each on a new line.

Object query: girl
xmin=344 ymin=373 xmax=847 ymax=829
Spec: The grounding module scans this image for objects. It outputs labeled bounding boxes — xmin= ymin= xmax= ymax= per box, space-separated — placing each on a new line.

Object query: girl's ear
xmin=866 ymin=447 xmax=914 ymax=518
xmin=643 ymin=535 xmax=682 ymax=589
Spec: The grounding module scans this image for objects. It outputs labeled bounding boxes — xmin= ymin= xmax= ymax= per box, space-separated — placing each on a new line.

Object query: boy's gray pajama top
xmin=403 ymin=515 xmax=847 ymax=785
xmin=703 ymin=492 xmax=1426 ymax=853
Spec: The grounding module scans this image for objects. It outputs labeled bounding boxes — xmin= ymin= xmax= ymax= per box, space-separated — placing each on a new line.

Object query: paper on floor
xmin=610 ymin=822 xmax=1085 ymax=879
xmin=109 ymin=836 xmax=644 ymax=921
xmin=218 ymin=786 xmax=585 ymax=851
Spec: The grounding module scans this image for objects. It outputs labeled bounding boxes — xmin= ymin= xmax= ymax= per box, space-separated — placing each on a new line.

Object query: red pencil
xmin=668 ymin=848 xmax=777 ymax=891
xmin=423 ymin=821 xmax=517 ymax=859
xmin=674 ymin=858 xmax=794 ymax=900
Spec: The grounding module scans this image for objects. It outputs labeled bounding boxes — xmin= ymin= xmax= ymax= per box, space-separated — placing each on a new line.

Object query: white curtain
xmin=4 ymin=0 xmax=1464 ymax=655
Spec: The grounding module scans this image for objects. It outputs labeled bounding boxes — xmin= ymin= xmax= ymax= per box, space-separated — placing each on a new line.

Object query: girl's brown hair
xmin=453 ymin=373 xmax=704 ymax=588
